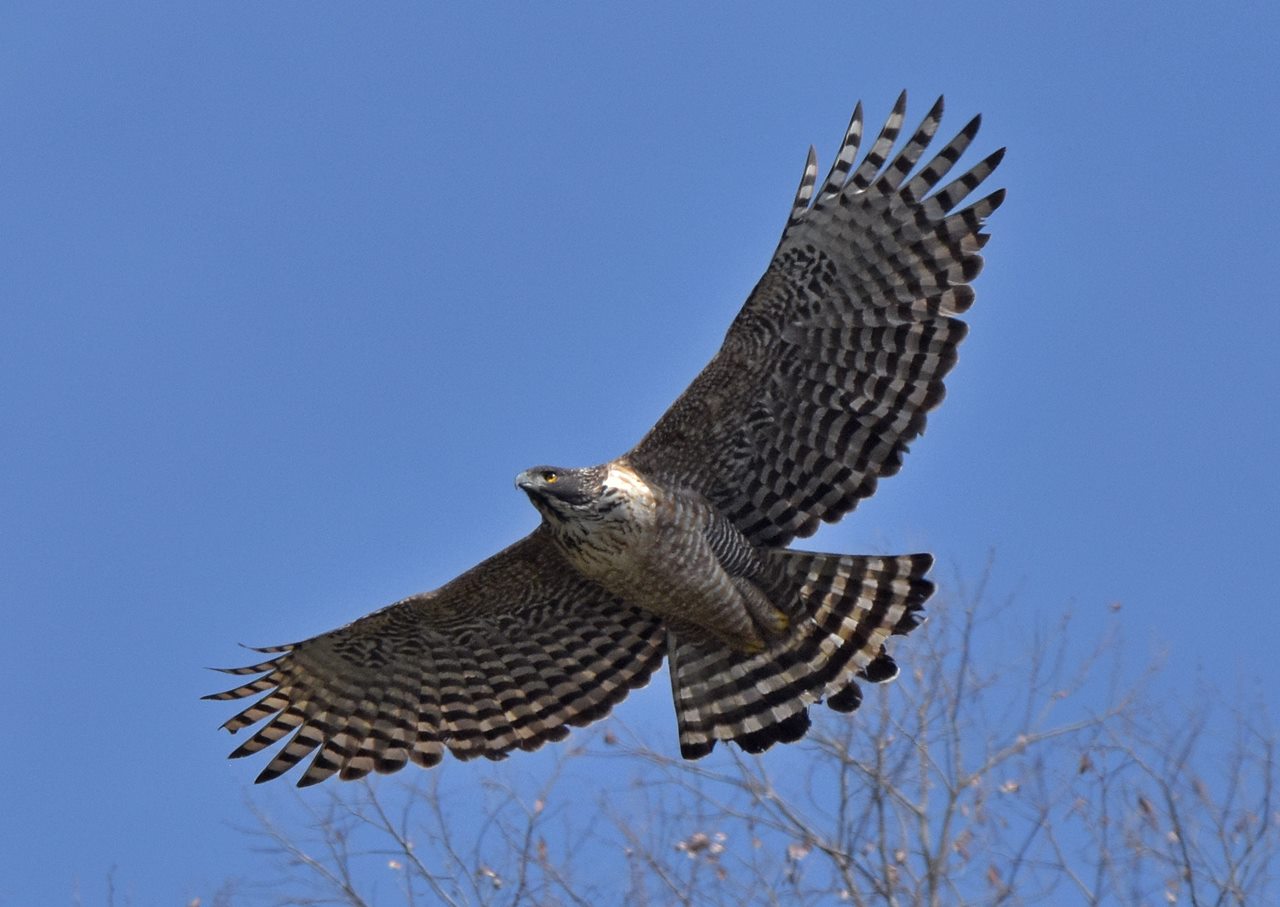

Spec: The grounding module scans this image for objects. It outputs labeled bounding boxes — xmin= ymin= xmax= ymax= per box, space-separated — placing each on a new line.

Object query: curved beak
xmin=515 ymin=470 xmax=537 ymax=492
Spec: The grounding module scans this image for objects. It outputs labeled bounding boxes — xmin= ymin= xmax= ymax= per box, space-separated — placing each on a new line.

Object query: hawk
xmin=209 ymin=93 xmax=1004 ymax=786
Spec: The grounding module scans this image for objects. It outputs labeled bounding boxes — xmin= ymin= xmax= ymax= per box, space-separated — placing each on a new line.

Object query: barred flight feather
xmin=788 ymin=147 xmax=819 ymax=225
xmin=816 ymin=101 xmax=863 ymax=201
xmin=207 ymin=530 xmax=666 ymax=785
xmin=631 ymin=93 xmax=1004 ymax=549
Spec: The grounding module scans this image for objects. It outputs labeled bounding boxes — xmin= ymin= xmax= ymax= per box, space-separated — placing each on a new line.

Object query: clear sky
xmin=3 ymin=3 xmax=1278 ymax=904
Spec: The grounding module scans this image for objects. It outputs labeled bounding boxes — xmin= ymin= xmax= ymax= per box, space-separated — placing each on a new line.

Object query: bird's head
xmin=515 ymin=465 xmax=606 ymax=522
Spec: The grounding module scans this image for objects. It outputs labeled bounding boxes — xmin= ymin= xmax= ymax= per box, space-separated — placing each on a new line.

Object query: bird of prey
xmin=209 ymin=93 xmax=1004 ymax=786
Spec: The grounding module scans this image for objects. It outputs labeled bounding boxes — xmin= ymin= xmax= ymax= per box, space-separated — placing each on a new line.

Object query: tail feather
xmin=668 ymin=551 xmax=932 ymax=759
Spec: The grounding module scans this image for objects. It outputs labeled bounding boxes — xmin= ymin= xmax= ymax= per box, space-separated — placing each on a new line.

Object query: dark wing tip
xmin=733 ymin=708 xmax=811 ymax=754
xmin=681 ymin=738 xmax=716 ymax=760
xmin=826 ymin=681 xmax=863 ymax=713
xmin=892 ymin=610 xmax=927 ymax=636
xmin=858 ymin=653 xmax=900 ymax=684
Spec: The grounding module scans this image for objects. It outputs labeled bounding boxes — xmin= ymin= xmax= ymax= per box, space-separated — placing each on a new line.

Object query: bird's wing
xmin=628 ymin=93 xmax=1005 ymax=546
xmin=206 ymin=527 xmax=666 ymax=786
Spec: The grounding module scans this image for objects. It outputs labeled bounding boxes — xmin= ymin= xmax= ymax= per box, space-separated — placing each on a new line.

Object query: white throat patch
xmin=602 ymin=462 xmax=657 ymax=507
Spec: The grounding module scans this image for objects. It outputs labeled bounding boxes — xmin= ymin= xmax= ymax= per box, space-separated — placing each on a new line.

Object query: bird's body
xmin=209 ymin=93 xmax=1005 ymax=786
xmin=526 ymin=461 xmax=783 ymax=653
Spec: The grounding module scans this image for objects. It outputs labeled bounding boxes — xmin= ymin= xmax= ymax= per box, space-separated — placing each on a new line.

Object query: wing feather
xmin=629 ymin=93 xmax=1004 ymax=546
xmin=206 ymin=528 xmax=666 ymax=785
xmin=788 ymin=146 xmax=819 ymax=225
xmin=816 ymin=101 xmax=863 ymax=201
xmin=848 ymin=91 xmax=906 ymax=191
xmin=874 ymin=95 xmax=944 ymax=194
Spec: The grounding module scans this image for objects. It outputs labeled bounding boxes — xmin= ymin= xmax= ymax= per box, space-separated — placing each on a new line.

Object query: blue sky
xmin=3 ymin=3 xmax=1278 ymax=903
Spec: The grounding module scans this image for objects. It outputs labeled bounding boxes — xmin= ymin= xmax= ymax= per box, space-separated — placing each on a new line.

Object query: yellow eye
xmin=542 ymin=471 xmax=558 ymax=484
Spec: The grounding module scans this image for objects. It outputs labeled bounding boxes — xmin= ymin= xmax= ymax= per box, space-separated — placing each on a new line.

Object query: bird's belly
xmin=564 ymin=519 xmax=660 ymax=595
xmin=568 ymin=517 xmax=733 ymax=628
xmin=554 ymin=465 xmax=742 ymax=629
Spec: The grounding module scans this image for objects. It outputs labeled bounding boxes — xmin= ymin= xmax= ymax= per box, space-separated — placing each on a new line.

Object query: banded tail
xmin=668 ymin=551 xmax=932 ymax=758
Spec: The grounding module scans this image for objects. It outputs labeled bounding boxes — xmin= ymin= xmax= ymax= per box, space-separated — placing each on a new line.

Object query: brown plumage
xmin=209 ymin=92 xmax=1004 ymax=785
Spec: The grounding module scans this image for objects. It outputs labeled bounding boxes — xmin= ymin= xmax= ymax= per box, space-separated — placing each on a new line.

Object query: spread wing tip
xmin=788 ymin=145 xmax=819 ymax=223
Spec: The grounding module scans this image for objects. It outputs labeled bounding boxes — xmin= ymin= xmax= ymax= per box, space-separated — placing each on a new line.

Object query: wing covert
xmin=206 ymin=527 xmax=666 ymax=786
xmin=628 ymin=93 xmax=1005 ymax=546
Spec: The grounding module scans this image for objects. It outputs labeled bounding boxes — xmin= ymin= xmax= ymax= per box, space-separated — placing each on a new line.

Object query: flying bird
xmin=209 ymin=93 xmax=1005 ymax=786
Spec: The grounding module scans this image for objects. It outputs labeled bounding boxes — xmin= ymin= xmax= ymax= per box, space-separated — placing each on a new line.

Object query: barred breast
xmin=558 ymin=462 xmax=772 ymax=651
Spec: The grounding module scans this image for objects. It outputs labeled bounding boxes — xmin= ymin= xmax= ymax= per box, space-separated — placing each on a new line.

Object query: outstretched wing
xmin=629 ymin=93 xmax=1005 ymax=546
xmin=206 ymin=527 xmax=666 ymax=786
